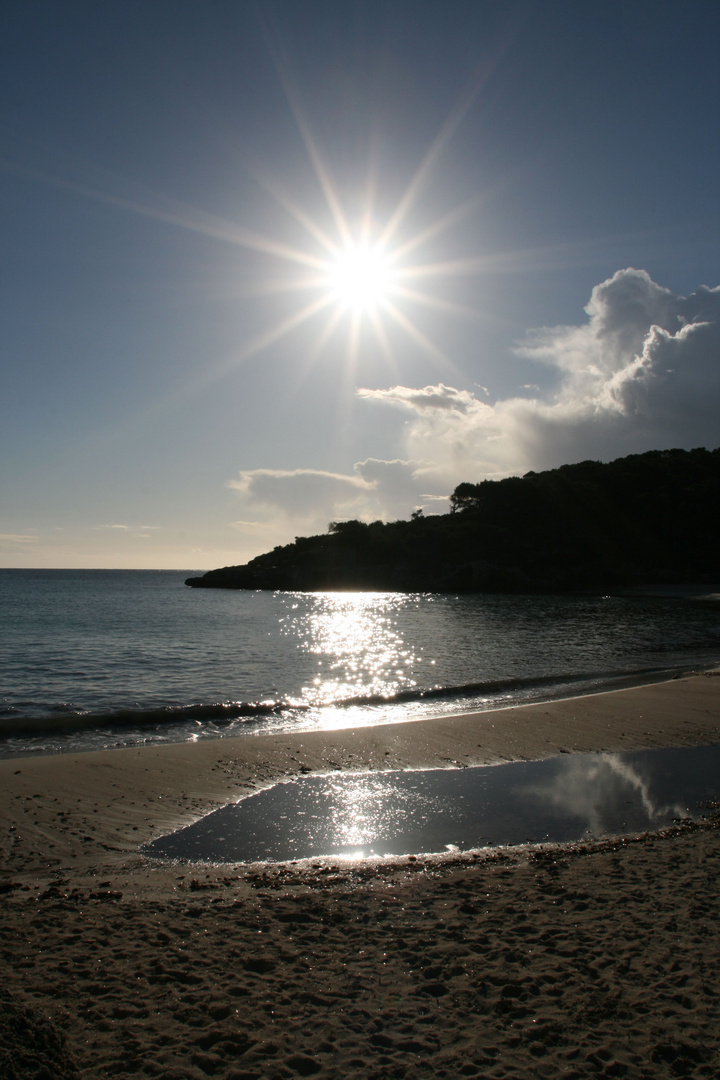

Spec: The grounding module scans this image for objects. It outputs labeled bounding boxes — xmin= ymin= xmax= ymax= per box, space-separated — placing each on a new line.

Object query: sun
xmin=325 ymin=243 xmax=395 ymax=312
xmin=51 ymin=40 xmax=496 ymax=379
xmin=82 ymin=44 xmax=491 ymax=376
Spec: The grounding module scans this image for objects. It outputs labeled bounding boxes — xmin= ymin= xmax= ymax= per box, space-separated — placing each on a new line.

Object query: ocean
xmin=1 ymin=569 xmax=719 ymax=759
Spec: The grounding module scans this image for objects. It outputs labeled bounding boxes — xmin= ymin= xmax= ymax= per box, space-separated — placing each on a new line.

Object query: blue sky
xmin=2 ymin=0 xmax=719 ymax=568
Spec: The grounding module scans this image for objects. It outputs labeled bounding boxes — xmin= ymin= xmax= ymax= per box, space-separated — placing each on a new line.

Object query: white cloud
xmin=353 ymin=458 xmax=432 ymax=517
xmin=359 ymin=268 xmax=720 ymax=481
xmin=516 ymin=268 xmax=682 ymax=380
xmin=95 ymin=523 xmax=161 ymax=537
xmin=228 ymin=460 xmax=437 ymax=536
xmin=228 ymin=269 xmax=719 ymax=543
xmin=357 ymin=381 xmax=512 ymax=480
xmin=229 ymin=468 xmax=375 ymax=521
xmin=357 ymin=383 xmax=481 ymax=413
xmin=0 ymin=533 xmax=39 ymax=545
xmin=228 ymin=467 xmax=380 ymax=537
xmin=608 ymin=315 xmax=720 ymax=435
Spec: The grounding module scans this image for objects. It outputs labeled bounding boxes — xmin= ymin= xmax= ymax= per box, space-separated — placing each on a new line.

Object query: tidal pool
xmin=143 ymin=744 xmax=720 ymax=865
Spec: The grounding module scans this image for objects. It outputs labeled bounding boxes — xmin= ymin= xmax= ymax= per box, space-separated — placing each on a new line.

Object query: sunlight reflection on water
xmin=3 ymin=576 xmax=719 ymax=756
xmin=144 ymin=744 xmax=720 ymax=865
xmin=281 ymin=592 xmax=421 ymax=707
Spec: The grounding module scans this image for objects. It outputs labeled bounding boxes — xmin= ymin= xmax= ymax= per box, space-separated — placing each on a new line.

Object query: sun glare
xmin=325 ymin=244 xmax=395 ymax=311
xmin=68 ymin=41 xmax=495 ymax=381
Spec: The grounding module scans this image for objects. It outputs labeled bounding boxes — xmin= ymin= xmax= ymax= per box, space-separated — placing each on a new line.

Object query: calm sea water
xmin=1 ymin=569 xmax=719 ymax=758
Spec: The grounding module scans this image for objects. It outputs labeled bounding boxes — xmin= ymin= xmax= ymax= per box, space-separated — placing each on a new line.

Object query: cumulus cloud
xmin=229 ymin=468 xmax=375 ymax=520
xmin=229 ymin=269 xmax=719 ymax=543
xmin=357 ymin=384 xmax=481 ymax=413
xmin=229 ymin=467 xmax=378 ymax=538
xmin=228 ymin=460 xmax=434 ymax=536
xmin=359 ymin=268 xmax=720 ymax=481
xmin=357 ymin=382 xmax=510 ymax=480
xmin=608 ymin=314 xmax=720 ymax=431
xmin=353 ymin=458 xmax=433 ymax=517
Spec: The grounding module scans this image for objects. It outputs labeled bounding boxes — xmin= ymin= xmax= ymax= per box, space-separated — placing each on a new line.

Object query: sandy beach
xmin=2 ymin=671 xmax=720 ymax=1079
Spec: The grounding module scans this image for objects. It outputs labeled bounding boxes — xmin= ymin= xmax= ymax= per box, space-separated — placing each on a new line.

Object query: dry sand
xmin=2 ymin=671 xmax=720 ymax=1079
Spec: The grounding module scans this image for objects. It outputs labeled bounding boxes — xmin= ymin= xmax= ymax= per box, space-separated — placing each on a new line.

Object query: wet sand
xmin=2 ymin=671 xmax=720 ymax=1078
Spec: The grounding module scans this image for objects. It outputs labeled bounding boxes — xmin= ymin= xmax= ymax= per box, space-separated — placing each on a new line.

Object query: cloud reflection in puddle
xmin=143 ymin=744 xmax=720 ymax=865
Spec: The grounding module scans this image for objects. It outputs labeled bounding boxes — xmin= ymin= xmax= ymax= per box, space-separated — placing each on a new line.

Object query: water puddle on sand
xmin=142 ymin=744 xmax=720 ymax=865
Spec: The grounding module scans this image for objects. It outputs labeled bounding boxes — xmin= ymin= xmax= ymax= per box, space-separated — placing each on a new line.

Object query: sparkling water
xmin=1 ymin=569 xmax=719 ymax=757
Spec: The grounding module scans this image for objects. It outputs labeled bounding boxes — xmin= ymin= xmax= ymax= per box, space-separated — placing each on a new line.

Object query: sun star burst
xmin=325 ymin=243 xmax=395 ymax=312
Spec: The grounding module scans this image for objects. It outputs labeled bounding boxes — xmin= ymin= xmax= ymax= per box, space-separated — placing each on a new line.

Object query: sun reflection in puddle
xmin=317 ymin=774 xmax=438 ymax=850
xmin=143 ymin=744 xmax=720 ymax=866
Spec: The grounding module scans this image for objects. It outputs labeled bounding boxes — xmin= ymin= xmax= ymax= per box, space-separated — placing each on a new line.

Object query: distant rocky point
xmin=186 ymin=447 xmax=720 ymax=593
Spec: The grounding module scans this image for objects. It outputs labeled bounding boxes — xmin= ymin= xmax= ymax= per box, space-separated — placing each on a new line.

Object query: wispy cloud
xmin=0 ymin=533 xmax=39 ymax=545
xmin=95 ymin=523 xmax=160 ymax=536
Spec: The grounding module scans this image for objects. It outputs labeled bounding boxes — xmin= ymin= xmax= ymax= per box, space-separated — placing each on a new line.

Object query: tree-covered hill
xmin=186 ymin=447 xmax=720 ymax=593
